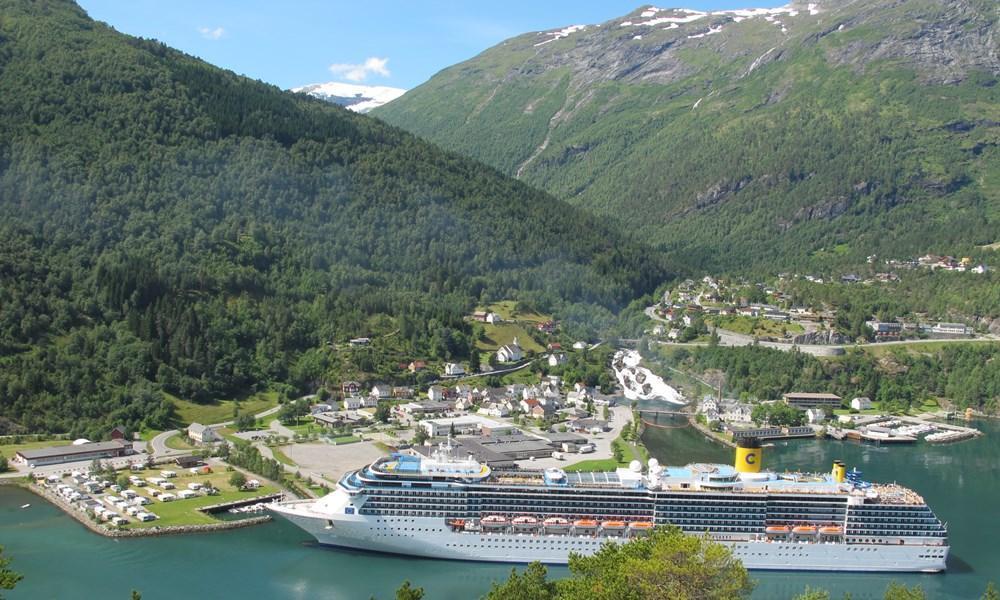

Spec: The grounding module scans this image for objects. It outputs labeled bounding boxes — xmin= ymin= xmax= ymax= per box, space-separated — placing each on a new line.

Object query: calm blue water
xmin=1 ymin=418 xmax=996 ymax=599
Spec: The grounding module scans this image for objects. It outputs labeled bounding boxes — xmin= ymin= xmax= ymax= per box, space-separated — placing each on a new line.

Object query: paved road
xmin=150 ymin=403 xmax=286 ymax=459
xmin=525 ymin=405 xmax=632 ymax=471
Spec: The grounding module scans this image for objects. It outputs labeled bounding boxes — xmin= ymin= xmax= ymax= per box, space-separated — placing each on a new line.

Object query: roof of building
xmin=16 ymin=440 xmax=129 ymax=460
xmin=187 ymin=422 xmax=214 ymax=434
xmin=782 ymin=392 xmax=841 ymax=400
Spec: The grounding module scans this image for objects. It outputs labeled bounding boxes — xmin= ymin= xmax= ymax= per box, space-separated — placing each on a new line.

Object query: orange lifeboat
xmin=446 ymin=518 xmax=466 ymax=530
xmin=573 ymin=519 xmax=598 ymax=530
xmin=600 ymin=520 xmax=627 ymax=530
xmin=512 ymin=516 xmax=539 ymax=530
xmin=792 ymin=526 xmax=818 ymax=535
xmin=820 ymin=526 xmax=844 ymax=536
xmin=765 ymin=525 xmax=790 ymax=535
xmin=628 ymin=521 xmax=654 ymax=530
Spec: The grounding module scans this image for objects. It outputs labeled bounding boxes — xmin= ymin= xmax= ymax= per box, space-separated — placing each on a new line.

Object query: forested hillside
xmin=0 ymin=0 xmax=667 ymax=437
xmin=375 ymin=0 xmax=999 ymax=274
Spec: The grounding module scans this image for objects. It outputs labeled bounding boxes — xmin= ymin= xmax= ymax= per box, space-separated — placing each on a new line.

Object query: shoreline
xmin=5 ymin=480 xmax=272 ymax=538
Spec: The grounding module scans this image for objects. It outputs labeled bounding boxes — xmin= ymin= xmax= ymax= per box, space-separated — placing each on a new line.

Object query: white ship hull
xmin=271 ymin=504 xmax=947 ymax=573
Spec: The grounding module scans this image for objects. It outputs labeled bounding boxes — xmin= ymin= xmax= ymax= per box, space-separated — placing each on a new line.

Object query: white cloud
xmin=328 ymin=57 xmax=390 ymax=82
xmin=198 ymin=26 xmax=226 ymax=41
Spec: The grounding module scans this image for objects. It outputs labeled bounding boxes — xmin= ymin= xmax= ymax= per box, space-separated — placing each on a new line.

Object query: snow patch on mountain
xmin=291 ymin=81 xmax=406 ymax=113
xmin=535 ymin=24 xmax=588 ymax=47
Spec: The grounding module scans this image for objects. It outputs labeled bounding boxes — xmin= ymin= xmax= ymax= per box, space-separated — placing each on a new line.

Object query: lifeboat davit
xmin=820 ymin=526 xmax=844 ymax=536
xmin=765 ymin=525 xmax=791 ymax=535
xmin=792 ymin=525 xmax=818 ymax=535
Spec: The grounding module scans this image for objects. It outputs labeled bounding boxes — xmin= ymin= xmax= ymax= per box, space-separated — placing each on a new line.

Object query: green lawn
xmin=858 ymin=340 xmax=998 ymax=357
xmin=709 ymin=315 xmax=804 ymax=337
xmin=563 ymin=458 xmax=621 ymax=472
xmin=329 ymin=435 xmax=361 ymax=445
xmin=163 ymin=433 xmax=197 ymax=451
xmin=283 ymin=419 xmax=320 ymax=436
xmin=476 ymin=300 xmax=551 ymax=324
xmin=167 ymin=391 xmax=279 ymax=426
xmin=477 ymin=322 xmax=546 ymax=353
xmin=123 ymin=467 xmax=278 ymax=529
xmin=268 ymin=445 xmax=297 ymax=466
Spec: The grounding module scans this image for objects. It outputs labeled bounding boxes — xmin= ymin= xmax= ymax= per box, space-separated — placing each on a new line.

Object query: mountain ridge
xmin=0 ymin=0 xmax=666 ymax=436
xmin=374 ymin=0 xmax=999 ymax=273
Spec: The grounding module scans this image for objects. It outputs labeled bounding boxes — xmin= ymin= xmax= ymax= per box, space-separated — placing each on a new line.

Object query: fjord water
xmin=1 ymin=420 xmax=996 ymax=599
xmin=641 ymin=417 xmax=1000 ymax=599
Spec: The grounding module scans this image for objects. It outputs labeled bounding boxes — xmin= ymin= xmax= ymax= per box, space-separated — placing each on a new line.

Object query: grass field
xmin=477 ymin=322 xmax=546 ymax=353
xmin=268 ymin=446 xmax=297 ymax=466
xmin=563 ymin=458 xmax=620 ymax=472
xmin=476 ymin=301 xmax=551 ymax=324
xmin=163 ymin=433 xmax=196 ymax=451
xmin=123 ymin=467 xmax=278 ymax=529
xmin=709 ymin=315 xmax=804 ymax=337
xmin=167 ymin=391 xmax=279 ymax=426
xmin=330 ymin=435 xmax=361 ymax=445
xmin=858 ymin=340 xmax=999 ymax=357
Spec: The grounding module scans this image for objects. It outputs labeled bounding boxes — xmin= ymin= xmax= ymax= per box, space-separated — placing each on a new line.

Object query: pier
xmin=199 ymin=493 xmax=284 ymax=514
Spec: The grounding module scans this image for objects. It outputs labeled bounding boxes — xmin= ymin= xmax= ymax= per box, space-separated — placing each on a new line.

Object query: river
xmin=1 ymin=419 xmax=996 ymax=599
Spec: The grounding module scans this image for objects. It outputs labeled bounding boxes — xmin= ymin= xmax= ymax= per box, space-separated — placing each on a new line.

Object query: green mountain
xmin=375 ymin=0 xmax=999 ymax=274
xmin=0 ymin=0 xmax=666 ymax=437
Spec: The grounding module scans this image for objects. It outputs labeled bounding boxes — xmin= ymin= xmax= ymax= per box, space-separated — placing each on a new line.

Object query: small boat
xmin=765 ymin=525 xmax=790 ymax=535
xmin=792 ymin=525 xmax=818 ymax=535
xmin=628 ymin=522 xmax=654 ymax=535
xmin=600 ymin=520 xmax=627 ymax=530
xmin=512 ymin=516 xmax=539 ymax=530
xmin=481 ymin=515 xmax=508 ymax=529
xmin=543 ymin=517 xmax=570 ymax=531
xmin=20 ymin=503 xmax=30 ymax=509
xmin=819 ymin=526 xmax=844 ymax=536
xmin=573 ymin=519 xmax=598 ymax=530
xmin=446 ymin=518 xmax=466 ymax=531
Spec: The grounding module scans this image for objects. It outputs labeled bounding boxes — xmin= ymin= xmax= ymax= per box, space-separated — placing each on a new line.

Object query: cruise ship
xmin=270 ymin=438 xmax=948 ymax=572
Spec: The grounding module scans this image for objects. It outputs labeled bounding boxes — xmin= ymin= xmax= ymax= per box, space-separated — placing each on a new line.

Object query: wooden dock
xmin=198 ymin=493 xmax=284 ymax=514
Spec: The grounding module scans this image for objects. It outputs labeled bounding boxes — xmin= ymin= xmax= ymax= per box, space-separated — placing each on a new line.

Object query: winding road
xmin=150 ymin=404 xmax=284 ymax=459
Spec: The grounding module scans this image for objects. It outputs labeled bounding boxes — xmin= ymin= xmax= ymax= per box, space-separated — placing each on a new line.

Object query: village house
xmin=427 ymin=385 xmax=446 ymax=402
xmin=343 ymin=396 xmax=363 ymax=411
xmin=392 ymin=386 xmax=415 ymax=399
xmin=536 ymin=320 xmax=557 ymax=333
xmin=444 ymin=362 xmax=465 ymax=376
xmin=454 ymin=396 xmax=476 ymax=412
xmin=478 ymin=402 xmax=510 ymax=418
xmin=720 ymin=402 xmax=753 ymax=424
xmin=851 ymin=397 xmax=873 ymax=411
xmin=408 ymin=360 xmax=427 ymax=373
xmin=370 ymin=383 xmax=392 ymax=400
xmin=341 ymin=381 xmax=361 ymax=396
xmin=348 ymin=337 xmax=371 ymax=347
xmin=548 ymin=353 xmax=567 ymax=367
xmin=572 ymin=341 xmax=587 ymax=350
xmin=187 ymin=423 xmax=219 ymax=444
xmin=485 ymin=312 xmax=502 ymax=324
xmin=806 ymin=408 xmax=827 ymax=424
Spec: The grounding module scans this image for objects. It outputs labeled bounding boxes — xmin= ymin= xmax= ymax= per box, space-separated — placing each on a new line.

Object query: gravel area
xmin=283 ymin=441 xmax=387 ymax=481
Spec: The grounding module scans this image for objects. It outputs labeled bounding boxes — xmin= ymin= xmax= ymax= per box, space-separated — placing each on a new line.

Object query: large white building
xmin=419 ymin=415 xmax=516 ymax=437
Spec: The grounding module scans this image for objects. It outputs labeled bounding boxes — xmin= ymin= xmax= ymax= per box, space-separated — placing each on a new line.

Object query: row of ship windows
xmin=444 ymin=540 xmax=602 ymax=549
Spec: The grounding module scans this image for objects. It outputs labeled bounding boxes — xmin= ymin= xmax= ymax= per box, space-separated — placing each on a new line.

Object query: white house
xmin=806 ymin=408 xmax=827 ymax=424
xmin=478 ymin=402 xmax=510 ymax=418
xmin=444 ymin=362 xmax=465 ymax=376
xmin=851 ymin=397 xmax=873 ymax=411
xmin=427 ymin=385 xmax=446 ymax=402
xmin=485 ymin=312 xmax=502 ymax=324
xmin=361 ymin=395 xmax=379 ymax=408
xmin=187 ymin=423 xmax=219 ymax=444
xmin=496 ymin=338 xmax=524 ymax=363
xmin=370 ymin=383 xmax=392 ymax=399
xmin=572 ymin=341 xmax=587 ymax=350
xmin=721 ymin=402 xmax=753 ymax=424
xmin=548 ymin=353 xmax=567 ymax=367
xmin=343 ymin=396 xmax=363 ymax=411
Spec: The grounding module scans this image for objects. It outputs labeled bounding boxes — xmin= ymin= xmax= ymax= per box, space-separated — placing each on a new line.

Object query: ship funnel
xmin=832 ymin=460 xmax=846 ymax=483
xmin=735 ymin=437 xmax=762 ymax=473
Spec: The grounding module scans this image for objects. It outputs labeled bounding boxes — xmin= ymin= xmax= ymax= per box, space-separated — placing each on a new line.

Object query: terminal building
xmin=13 ymin=439 xmax=133 ymax=467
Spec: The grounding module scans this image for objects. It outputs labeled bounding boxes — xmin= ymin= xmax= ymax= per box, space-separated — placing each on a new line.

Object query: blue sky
xmin=78 ymin=1 xmax=781 ymax=90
